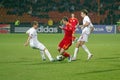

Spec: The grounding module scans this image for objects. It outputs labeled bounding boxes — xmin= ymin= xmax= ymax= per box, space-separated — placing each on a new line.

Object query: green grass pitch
xmin=0 ymin=33 xmax=120 ymax=80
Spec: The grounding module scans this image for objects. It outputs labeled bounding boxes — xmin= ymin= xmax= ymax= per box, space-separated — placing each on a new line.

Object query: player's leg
xmin=30 ymin=43 xmax=46 ymax=61
xmin=73 ymin=41 xmax=93 ymax=60
xmin=44 ymin=48 xmax=54 ymax=61
xmin=72 ymin=33 xmax=76 ymax=41
xmin=82 ymin=44 xmax=93 ymax=60
xmin=58 ymin=39 xmax=64 ymax=54
xmin=40 ymin=51 xmax=46 ymax=61
xmin=80 ymin=34 xmax=93 ymax=60
xmin=72 ymin=30 xmax=77 ymax=43
xmin=72 ymin=41 xmax=85 ymax=60
xmin=82 ymin=28 xmax=93 ymax=60
xmin=72 ymin=34 xmax=93 ymax=60
xmin=72 ymin=34 xmax=85 ymax=60
xmin=58 ymin=39 xmax=72 ymax=62
xmin=57 ymin=47 xmax=61 ymax=52
xmin=59 ymin=48 xmax=69 ymax=57
xmin=37 ymin=42 xmax=54 ymax=62
xmin=59 ymin=48 xmax=71 ymax=62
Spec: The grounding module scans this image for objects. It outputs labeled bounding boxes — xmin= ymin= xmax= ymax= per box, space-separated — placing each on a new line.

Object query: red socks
xmin=63 ymin=52 xmax=70 ymax=57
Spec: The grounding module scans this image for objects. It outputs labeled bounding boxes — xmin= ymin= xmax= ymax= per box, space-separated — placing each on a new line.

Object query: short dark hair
xmin=81 ymin=9 xmax=88 ymax=15
xmin=31 ymin=21 xmax=38 ymax=26
xmin=62 ymin=16 xmax=68 ymax=22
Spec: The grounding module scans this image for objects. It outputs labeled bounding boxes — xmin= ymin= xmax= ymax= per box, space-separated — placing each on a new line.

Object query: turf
xmin=0 ymin=33 xmax=120 ymax=80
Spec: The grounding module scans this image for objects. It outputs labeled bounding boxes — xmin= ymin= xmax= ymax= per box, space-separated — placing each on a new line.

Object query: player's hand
xmin=79 ymin=25 xmax=84 ymax=27
xmin=90 ymin=27 xmax=94 ymax=33
xmin=75 ymin=25 xmax=79 ymax=28
xmin=24 ymin=42 xmax=28 ymax=46
xmin=79 ymin=25 xmax=84 ymax=29
xmin=59 ymin=26 xmax=63 ymax=29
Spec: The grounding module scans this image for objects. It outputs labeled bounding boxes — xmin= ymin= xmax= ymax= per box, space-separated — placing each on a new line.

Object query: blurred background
xmin=0 ymin=0 xmax=120 ymax=33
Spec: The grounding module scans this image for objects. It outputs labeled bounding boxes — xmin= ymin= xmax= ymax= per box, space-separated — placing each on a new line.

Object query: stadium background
xmin=0 ymin=0 xmax=120 ymax=33
xmin=0 ymin=0 xmax=120 ymax=80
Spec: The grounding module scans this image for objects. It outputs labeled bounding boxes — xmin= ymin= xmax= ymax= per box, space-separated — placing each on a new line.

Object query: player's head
xmin=31 ymin=21 xmax=38 ymax=29
xmin=62 ymin=17 xmax=68 ymax=24
xmin=71 ymin=13 xmax=75 ymax=18
xmin=81 ymin=9 xmax=88 ymax=18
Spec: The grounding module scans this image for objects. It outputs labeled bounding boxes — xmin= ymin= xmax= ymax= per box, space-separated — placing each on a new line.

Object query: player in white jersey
xmin=24 ymin=21 xmax=54 ymax=62
xmin=72 ymin=9 xmax=94 ymax=61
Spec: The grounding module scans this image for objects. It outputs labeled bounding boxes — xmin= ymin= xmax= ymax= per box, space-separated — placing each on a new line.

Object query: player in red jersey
xmin=69 ymin=13 xmax=79 ymax=42
xmin=58 ymin=17 xmax=73 ymax=62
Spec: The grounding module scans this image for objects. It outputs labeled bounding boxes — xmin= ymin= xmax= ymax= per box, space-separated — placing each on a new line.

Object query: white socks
xmin=82 ymin=45 xmax=91 ymax=55
xmin=40 ymin=51 xmax=46 ymax=60
xmin=44 ymin=49 xmax=53 ymax=61
xmin=73 ymin=45 xmax=92 ymax=60
xmin=73 ymin=48 xmax=79 ymax=59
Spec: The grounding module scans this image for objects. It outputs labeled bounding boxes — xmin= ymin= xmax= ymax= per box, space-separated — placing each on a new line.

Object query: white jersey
xmin=78 ymin=16 xmax=93 ymax=42
xmin=26 ymin=27 xmax=39 ymax=44
xmin=83 ymin=16 xmax=93 ymax=28
xmin=26 ymin=27 xmax=45 ymax=50
xmin=82 ymin=16 xmax=93 ymax=35
xmin=26 ymin=27 xmax=53 ymax=61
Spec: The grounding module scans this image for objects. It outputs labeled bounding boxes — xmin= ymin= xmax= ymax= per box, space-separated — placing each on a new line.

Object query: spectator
xmin=48 ymin=18 xmax=53 ymax=26
xmin=14 ymin=19 xmax=20 ymax=26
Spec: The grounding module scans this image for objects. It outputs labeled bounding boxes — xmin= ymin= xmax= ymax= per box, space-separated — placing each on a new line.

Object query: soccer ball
xmin=56 ymin=55 xmax=64 ymax=61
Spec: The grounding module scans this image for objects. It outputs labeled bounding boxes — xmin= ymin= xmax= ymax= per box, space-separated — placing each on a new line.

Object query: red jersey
xmin=69 ymin=18 xmax=78 ymax=28
xmin=63 ymin=23 xmax=73 ymax=40
xmin=58 ymin=23 xmax=72 ymax=50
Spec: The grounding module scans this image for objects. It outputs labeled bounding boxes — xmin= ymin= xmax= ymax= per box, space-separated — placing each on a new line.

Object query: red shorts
xmin=58 ymin=38 xmax=72 ymax=50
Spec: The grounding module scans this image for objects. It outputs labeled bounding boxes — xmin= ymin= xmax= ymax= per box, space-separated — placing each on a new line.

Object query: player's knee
xmin=41 ymin=48 xmax=47 ymax=52
xmin=76 ymin=42 xmax=80 ymax=48
xmin=76 ymin=42 xmax=83 ymax=48
xmin=76 ymin=44 xmax=79 ymax=48
xmin=79 ymin=43 xmax=83 ymax=47
xmin=57 ymin=47 xmax=61 ymax=52
xmin=60 ymin=48 xmax=65 ymax=55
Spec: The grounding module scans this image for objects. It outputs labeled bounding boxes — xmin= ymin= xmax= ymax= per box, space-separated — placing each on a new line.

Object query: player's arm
xmin=75 ymin=19 xmax=79 ymax=28
xmin=24 ymin=33 xmax=31 ymax=46
xmin=79 ymin=21 xmax=90 ymax=29
xmin=59 ymin=26 xmax=72 ymax=31
xmin=76 ymin=23 xmax=79 ymax=28
xmin=83 ymin=21 xmax=90 ymax=27
xmin=90 ymin=26 xmax=94 ymax=33
xmin=59 ymin=26 xmax=63 ymax=29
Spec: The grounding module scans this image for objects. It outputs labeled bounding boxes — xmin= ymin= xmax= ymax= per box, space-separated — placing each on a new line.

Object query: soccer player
xmin=72 ymin=9 xmax=94 ymax=61
xmin=24 ymin=21 xmax=54 ymax=62
xmin=69 ymin=13 xmax=79 ymax=42
xmin=58 ymin=17 xmax=73 ymax=62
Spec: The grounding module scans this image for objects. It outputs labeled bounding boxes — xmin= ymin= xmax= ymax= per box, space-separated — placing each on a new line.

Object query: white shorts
xmin=30 ymin=41 xmax=46 ymax=51
xmin=78 ymin=34 xmax=89 ymax=42
xmin=78 ymin=27 xmax=90 ymax=42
